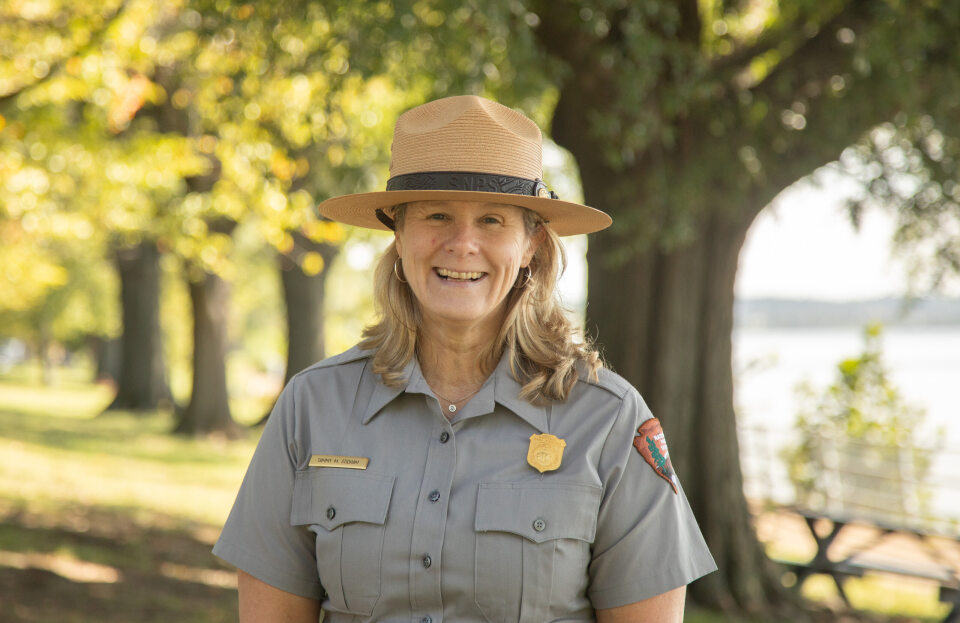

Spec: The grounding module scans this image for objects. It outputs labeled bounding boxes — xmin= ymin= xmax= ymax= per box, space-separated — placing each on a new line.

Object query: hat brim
xmin=317 ymin=190 xmax=611 ymax=237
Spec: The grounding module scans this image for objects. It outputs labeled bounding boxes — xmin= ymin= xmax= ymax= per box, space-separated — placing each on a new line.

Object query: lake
xmin=733 ymin=326 xmax=960 ymax=523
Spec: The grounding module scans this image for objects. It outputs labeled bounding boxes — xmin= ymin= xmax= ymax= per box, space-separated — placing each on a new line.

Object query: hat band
xmin=386 ymin=171 xmax=558 ymax=200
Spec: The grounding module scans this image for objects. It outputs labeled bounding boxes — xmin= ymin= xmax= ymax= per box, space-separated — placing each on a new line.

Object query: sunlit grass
xmin=800 ymin=573 xmax=949 ymax=621
xmin=0 ymin=371 xmax=260 ymax=527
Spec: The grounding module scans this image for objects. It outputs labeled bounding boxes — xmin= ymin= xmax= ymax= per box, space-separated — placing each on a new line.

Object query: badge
xmin=633 ymin=418 xmax=678 ymax=494
xmin=527 ymin=434 xmax=566 ymax=473
xmin=309 ymin=454 xmax=369 ymax=470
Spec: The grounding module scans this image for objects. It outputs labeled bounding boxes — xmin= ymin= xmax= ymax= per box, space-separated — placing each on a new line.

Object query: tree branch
xmin=748 ymin=0 xmax=874 ymax=107
xmin=677 ymin=0 xmax=702 ymax=47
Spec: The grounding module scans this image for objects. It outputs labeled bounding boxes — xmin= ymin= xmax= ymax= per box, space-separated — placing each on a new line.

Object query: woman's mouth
xmin=435 ymin=267 xmax=486 ymax=282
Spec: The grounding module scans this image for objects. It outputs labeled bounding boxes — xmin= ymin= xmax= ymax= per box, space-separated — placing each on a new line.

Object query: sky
xmin=735 ymin=177 xmax=909 ymax=301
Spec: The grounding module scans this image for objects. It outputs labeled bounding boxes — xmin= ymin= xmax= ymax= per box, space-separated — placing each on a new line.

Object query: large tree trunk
xmin=586 ymin=210 xmax=789 ymax=612
xmin=551 ymin=81 xmax=797 ymax=613
xmin=174 ymin=270 xmax=240 ymax=437
xmin=106 ymin=241 xmax=170 ymax=411
xmin=280 ymin=233 xmax=339 ymax=384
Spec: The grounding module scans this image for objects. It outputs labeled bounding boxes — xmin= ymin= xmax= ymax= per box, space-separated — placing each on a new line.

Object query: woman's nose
xmin=444 ymin=221 xmax=480 ymax=255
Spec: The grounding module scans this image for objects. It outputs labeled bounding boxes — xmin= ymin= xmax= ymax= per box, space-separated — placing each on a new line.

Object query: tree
xmin=783 ymin=324 xmax=939 ymax=525
xmin=527 ymin=0 xmax=960 ymax=614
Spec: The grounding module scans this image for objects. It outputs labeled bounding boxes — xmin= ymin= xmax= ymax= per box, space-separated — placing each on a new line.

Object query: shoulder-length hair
xmin=359 ymin=205 xmax=602 ymax=404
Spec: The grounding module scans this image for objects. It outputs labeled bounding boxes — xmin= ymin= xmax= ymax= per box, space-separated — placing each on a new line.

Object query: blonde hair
xmin=359 ymin=205 xmax=602 ymax=404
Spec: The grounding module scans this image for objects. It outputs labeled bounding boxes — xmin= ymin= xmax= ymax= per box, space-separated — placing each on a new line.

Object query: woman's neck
xmin=417 ymin=325 xmax=498 ymax=403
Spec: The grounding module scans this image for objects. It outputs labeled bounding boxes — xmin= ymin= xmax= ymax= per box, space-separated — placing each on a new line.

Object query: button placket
xmin=409 ymin=424 xmax=455 ymax=613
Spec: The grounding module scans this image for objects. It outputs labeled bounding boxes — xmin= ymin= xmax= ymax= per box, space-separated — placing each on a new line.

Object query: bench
xmin=775 ymin=509 xmax=960 ymax=622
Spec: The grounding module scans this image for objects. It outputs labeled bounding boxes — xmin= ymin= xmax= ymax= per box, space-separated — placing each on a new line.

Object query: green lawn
xmin=0 ymin=370 xmax=259 ymax=622
xmin=0 ymin=367 xmax=951 ymax=622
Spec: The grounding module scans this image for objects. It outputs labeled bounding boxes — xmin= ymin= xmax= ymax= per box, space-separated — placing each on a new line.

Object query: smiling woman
xmin=213 ymin=95 xmax=716 ymax=622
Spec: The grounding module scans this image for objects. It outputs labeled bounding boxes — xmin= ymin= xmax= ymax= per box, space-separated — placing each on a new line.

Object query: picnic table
xmin=777 ymin=508 xmax=960 ymax=622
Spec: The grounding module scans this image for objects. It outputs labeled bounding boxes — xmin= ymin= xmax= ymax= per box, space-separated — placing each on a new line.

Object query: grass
xmin=0 ymin=367 xmax=260 ymax=622
xmin=0 ymin=365 xmax=953 ymax=622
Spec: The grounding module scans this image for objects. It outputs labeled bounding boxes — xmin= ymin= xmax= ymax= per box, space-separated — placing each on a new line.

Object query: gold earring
xmin=393 ymin=258 xmax=408 ymax=283
xmin=514 ymin=266 xmax=532 ymax=289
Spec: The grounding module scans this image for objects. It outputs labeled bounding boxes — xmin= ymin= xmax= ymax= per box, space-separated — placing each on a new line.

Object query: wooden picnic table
xmin=776 ymin=508 xmax=960 ymax=622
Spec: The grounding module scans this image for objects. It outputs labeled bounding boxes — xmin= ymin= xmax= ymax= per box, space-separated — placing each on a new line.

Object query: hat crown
xmin=389 ymin=95 xmax=543 ymax=181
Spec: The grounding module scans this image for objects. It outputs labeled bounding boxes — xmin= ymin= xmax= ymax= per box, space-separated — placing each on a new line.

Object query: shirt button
xmin=421 ymin=617 xmax=432 ymax=623
xmin=533 ymin=518 xmax=546 ymax=532
xmin=326 ymin=506 xmax=336 ymax=520
xmin=439 ymin=431 xmax=450 ymax=443
xmin=429 ymin=490 xmax=440 ymax=503
xmin=422 ymin=554 xmax=432 ymax=568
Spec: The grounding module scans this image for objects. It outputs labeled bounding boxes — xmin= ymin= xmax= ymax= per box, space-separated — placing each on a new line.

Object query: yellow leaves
xmin=412 ymin=1 xmax=445 ymax=27
xmin=108 ymin=73 xmax=152 ymax=133
xmin=65 ymin=56 xmax=82 ymax=76
xmin=326 ymin=144 xmax=345 ymax=167
xmin=197 ymin=135 xmax=217 ymax=154
xmin=270 ymin=152 xmax=296 ymax=181
xmin=235 ymin=4 xmax=254 ymax=20
xmin=171 ymin=88 xmax=192 ymax=109
xmin=303 ymin=220 xmax=344 ymax=244
xmin=0 ymin=241 xmax=68 ymax=312
xmin=301 ymin=252 xmax=324 ymax=276
xmin=215 ymin=76 xmax=233 ymax=96
xmin=295 ymin=157 xmax=309 ymax=178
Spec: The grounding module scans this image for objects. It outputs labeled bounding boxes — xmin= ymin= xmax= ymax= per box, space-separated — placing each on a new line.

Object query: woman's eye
xmin=482 ymin=216 xmax=502 ymax=225
xmin=427 ymin=213 xmax=446 ymax=221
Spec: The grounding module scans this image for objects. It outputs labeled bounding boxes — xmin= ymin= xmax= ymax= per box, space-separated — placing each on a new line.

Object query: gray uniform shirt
xmin=213 ymin=345 xmax=716 ymax=622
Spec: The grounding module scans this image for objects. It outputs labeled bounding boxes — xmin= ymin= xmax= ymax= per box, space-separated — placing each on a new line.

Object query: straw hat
xmin=317 ymin=95 xmax=612 ymax=237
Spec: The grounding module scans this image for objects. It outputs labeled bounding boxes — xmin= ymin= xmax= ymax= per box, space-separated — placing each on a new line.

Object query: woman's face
xmin=395 ymin=200 xmax=541 ymax=334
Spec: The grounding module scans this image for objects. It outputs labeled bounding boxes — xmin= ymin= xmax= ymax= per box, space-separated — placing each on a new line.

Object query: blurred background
xmin=2 ymin=1 xmax=959 ymax=621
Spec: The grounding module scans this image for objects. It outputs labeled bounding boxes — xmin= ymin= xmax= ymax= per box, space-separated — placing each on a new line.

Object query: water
xmin=733 ymin=326 xmax=960 ymax=525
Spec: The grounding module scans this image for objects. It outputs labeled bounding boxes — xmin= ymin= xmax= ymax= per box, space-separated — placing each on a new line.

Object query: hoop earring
xmin=393 ymin=258 xmax=408 ymax=283
xmin=514 ymin=266 xmax=532 ymax=289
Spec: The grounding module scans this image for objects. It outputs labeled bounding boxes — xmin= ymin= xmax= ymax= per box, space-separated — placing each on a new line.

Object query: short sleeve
xmin=587 ymin=388 xmax=717 ymax=609
xmin=212 ymin=378 xmax=323 ymax=599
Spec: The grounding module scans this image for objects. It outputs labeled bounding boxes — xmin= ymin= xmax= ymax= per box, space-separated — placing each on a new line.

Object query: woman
xmin=214 ymin=95 xmax=716 ymax=622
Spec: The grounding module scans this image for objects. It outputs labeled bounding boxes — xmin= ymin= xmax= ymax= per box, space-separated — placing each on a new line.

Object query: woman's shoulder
xmin=573 ymin=361 xmax=637 ymax=401
xmin=292 ymin=343 xmax=375 ymax=381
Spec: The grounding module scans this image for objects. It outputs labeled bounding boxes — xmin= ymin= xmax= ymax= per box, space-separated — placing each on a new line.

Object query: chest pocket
xmin=291 ymin=469 xmax=395 ymax=616
xmin=474 ymin=482 xmax=601 ymax=623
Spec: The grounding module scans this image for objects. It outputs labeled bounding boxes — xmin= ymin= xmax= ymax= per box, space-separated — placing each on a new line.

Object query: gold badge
xmin=527 ymin=434 xmax=566 ymax=473
xmin=537 ymin=186 xmax=551 ymax=198
xmin=309 ymin=454 xmax=369 ymax=470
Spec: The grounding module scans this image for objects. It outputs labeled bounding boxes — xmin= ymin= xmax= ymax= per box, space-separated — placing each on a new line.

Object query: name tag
xmin=309 ymin=454 xmax=369 ymax=470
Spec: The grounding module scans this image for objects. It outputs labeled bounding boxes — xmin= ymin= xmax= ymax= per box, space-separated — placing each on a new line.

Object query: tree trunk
xmin=551 ymin=84 xmax=797 ymax=612
xmin=588 ymin=210 xmax=789 ymax=613
xmin=253 ymin=234 xmax=339 ymax=426
xmin=280 ymin=233 xmax=339 ymax=384
xmin=174 ymin=270 xmax=241 ymax=437
xmin=106 ymin=241 xmax=170 ymax=411
xmin=90 ymin=335 xmax=121 ymax=384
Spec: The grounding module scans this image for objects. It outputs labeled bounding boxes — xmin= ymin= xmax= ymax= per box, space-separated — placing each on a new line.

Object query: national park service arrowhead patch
xmin=633 ymin=418 xmax=679 ymax=494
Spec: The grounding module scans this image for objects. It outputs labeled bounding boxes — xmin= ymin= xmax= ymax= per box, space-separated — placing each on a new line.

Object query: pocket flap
xmin=291 ymin=469 xmax=395 ymax=531
xmin=475 ymin=482 xmax=601 ymax=544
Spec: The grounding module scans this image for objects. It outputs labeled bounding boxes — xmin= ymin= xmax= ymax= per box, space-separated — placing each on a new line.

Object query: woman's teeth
xmin=436 ymin=268 xmax=484 ymax=281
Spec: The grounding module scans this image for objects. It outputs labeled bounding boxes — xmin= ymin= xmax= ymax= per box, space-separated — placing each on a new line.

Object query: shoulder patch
xmin=633 ymin=418 xmax=679 ymax=494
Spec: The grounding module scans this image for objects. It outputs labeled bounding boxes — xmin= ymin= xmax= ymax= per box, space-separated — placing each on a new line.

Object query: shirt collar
xmin=361 ymin=349 xmax=550 ymax=433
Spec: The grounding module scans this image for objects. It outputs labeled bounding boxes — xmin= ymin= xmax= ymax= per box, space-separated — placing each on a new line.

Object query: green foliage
xmin=0 ymin=0 xmax=554 ymax=372
xmin=782 ymin=324 xmax=941 ymax=524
